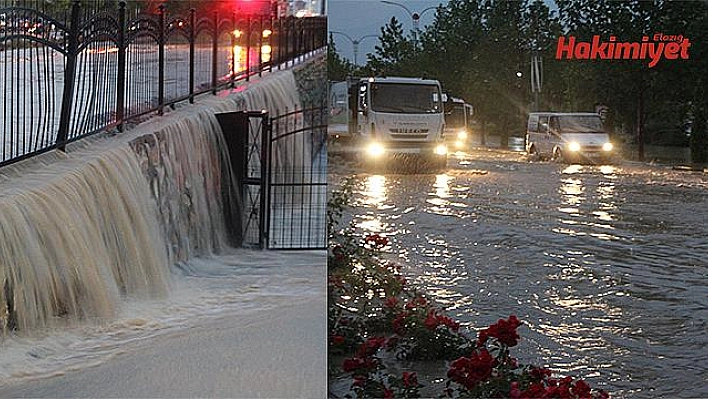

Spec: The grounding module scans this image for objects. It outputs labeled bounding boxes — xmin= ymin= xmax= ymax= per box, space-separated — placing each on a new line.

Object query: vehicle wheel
xmin=419 ymin=155 xmax=446 ymax=173
xmin=436 ymin=156 xmax=448 ymax=172
xmin=552 ymin=149 xmax=564 ymax=163
xmin=527 ymin=145 xmax=540 ymax=162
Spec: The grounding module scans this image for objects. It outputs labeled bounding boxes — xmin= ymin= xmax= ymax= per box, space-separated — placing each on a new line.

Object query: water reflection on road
xmin=331 ymin=151 xmax=708 ymax=398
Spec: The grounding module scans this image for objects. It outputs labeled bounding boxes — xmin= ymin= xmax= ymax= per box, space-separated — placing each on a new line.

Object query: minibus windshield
xmin=559 ymin=115 xmax=604 ymax=133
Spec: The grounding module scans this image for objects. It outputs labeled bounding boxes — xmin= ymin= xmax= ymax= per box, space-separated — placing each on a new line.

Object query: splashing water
xmin=0 ymin=68 xmax=305 ymax=335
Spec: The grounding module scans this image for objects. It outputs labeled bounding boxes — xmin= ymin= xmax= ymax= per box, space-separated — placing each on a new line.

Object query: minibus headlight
xmin=602 ymin=142 xmax=614 ymax=152
xmin=457 ymin=130 xmax=468 ymax=141
xmin=367 ymin=142 xmax=385 ymax=157
xmin=434 ymin=144 xmax=448 ymax=156
xmin=568 ymin=142 xmax=581 ymax=152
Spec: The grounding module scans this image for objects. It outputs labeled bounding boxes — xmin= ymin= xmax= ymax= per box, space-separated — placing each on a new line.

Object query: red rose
xmin=572 ymin=379 xmax=592 ymax=399
xmin=521 ymin=382 xmax=547 ymax=398
xmin=477 ymin=328 xmax=489 ymax=347
xmin=509 ymin=381 xmax=522 ymax=398
xmin=402 ymin=371 xmax=418 ymax=388
xmin=447 ymin=349 xmax=496 ymax=390
xmin=596 ymin=390 xmax=610 ymax=399
xmin=385 ymin=335 xmax=399 ymax=350
xmin=392 ymin=312 xmax=408 ymax=334
xmin=478 ymin=315 xmax=522 ymax=347
xmin=357 ymin=336 xmax=386 ymax=357
xmin=342 ymin=357 xmax=363 ymax=372
xmin=384 ymin=296 xmax=399 ymax=309
xmin=342 ymin=357 xmax=377 ymax=372
xmin=331 ymin=335 xmax=345 ymax=345
xmin=352 ymin=376 xmax=366 ymax=388
xmin=425 ymin=309 xmax=440 ymax=330
xmin=530 ymin=367 xmax=552 ymax=382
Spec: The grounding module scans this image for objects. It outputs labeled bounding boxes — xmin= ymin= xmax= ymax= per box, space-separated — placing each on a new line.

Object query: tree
xmin=658 ymin=0 xmax=708 ymax=162
xmin=555 ymin=0 xmax=706 ymax=160
xmin=364 ymin=17 xmax=418 ymax=76
xmin=328 ymin=34 xmax=356 ymax=82
xmin=417 ymin=0 xmax=536 ymax=141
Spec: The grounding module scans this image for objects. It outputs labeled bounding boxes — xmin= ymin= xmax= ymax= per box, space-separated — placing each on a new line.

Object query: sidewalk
xmin=0 ymin=250 xmax=327 ymax=399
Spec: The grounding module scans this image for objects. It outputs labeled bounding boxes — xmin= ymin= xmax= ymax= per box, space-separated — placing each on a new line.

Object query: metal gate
xmin=216 ymin=108 xmax=326 ymax=250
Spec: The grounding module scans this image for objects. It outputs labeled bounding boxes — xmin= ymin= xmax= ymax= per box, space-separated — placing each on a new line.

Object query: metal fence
xmin=0 ymin=0 xmax=326 ymax=167
xmin=217 ymin=107 xmax=327 ymax=250
xmin=267 ymin=106 xmax=327 ymax=249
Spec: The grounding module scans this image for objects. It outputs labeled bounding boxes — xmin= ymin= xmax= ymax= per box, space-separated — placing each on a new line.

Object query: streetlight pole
xmin=330 ymin=31 xmax=378 ymax=65
xmin=380 ymin=0 xmax=437 ymax=49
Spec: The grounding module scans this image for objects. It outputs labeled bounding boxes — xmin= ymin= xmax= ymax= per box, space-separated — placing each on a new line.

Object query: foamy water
xmin=0 ymin=249 xmax=324 ymax=387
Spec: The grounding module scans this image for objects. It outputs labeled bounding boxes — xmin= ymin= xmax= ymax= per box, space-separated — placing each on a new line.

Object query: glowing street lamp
xmin=330 ymin=31 xmax=378 ymax=65
xmin=380 ymin=0 xmax=437 ymax=48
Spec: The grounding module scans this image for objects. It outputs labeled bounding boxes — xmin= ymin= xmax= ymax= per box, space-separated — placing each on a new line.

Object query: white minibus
xmin=526 ymin=112 xmax=615 ymax=163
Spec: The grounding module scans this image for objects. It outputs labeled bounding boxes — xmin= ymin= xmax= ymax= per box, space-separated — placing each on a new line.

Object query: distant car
xmin=526 ymin=112 xmax=615 ymax=164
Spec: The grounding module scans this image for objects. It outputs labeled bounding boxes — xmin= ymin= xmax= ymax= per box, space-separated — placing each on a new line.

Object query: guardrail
xmin=0 ymin=0 xmax=326 ymax=167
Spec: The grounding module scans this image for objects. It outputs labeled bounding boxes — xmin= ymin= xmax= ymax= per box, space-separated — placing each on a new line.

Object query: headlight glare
xmin=434 ymin=144 xmax=448 ymax=156
xmin=568 ymin=142 xmax=581 ymax=152
xmin=602 ymin=142 xmax=613 ymax=152
xmin=367 ymin=142 xmax=385 ymax=157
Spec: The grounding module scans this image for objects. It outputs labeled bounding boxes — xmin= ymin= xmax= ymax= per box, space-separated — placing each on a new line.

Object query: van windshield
xmin=445 ymin=103 xmax=466 ymax=129
xmin=558 ymin=115 xmax=604 ymax=133
xmin=370 ymin=83 xmax=442 ymax=114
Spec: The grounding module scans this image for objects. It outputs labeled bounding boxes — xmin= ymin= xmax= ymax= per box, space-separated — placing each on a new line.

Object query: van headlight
xmin=602 ymin=142 xmax=614 ymax=152
xmin=457 ymin=130 xmax=468 ymax=141
xmin=434 ymin=144 xmax=448 ymax=156
xmin=367 ymin=142 xmax=385 ymax=157
xmin=568 ymin=142 xmax=581 ymax=152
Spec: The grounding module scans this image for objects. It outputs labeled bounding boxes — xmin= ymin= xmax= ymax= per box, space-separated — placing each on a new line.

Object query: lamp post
xmin=380 ymin=0 xmax=437 ymax=49
xmin=330 ymin=31 xmax=378 ymax=65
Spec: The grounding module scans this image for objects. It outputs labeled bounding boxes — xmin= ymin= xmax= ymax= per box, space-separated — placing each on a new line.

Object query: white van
xmin=526 ymin=112 xmax=615 ymax=163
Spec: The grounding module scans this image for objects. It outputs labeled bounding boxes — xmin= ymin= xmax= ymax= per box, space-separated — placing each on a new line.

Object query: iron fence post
xmin=260 ymin=111 xmax=271 ymax=249
xmin=231 ymin=12 xmax=236 ymax=87
xmin=290 ymin=17 xmax=294 ymax=65
xmin=307 ymin=18 xmax=312 ymax=54
xmin=245 ymin=15 xmax=251 ymax=82
xmin=258 ymin=16 xmax=263 ymax=77
xmin=56 ymin=0 xmax=81 ymax=150
xmin=276 ymin=17 xmax=282 ymax=70
xmin=294 ymin=18 xmax=299 ymax=61
xmin=116 ymin=1 xmax=126 ymax=131
xmin=212 ymin=11 xmax=218 ymax=95
xmin=189 ymin=8 xmax=195 ymax=104
xmin=157 ymin=4 xmax=165 ymax=115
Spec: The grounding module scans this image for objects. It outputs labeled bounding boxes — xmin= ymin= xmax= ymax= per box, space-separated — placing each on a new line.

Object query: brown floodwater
xmin=330 ymin=149 xmax=708 ymax=398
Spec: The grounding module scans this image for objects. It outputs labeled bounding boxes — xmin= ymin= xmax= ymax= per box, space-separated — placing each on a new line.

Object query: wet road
xmin=330 ymin=149 xmax=708 ymax=398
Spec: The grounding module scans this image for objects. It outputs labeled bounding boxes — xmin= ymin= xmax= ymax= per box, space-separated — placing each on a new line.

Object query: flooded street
xmin=330 ymin=149 xmax=708 ymax=398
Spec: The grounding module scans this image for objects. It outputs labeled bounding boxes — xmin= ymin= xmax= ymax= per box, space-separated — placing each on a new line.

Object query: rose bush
xmin=328 ymin=180 xmax=609 ymax=399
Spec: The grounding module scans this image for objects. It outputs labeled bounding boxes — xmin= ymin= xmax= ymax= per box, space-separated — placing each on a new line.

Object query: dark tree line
xmin=329 ymin=0 xmax=708 ymax=162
